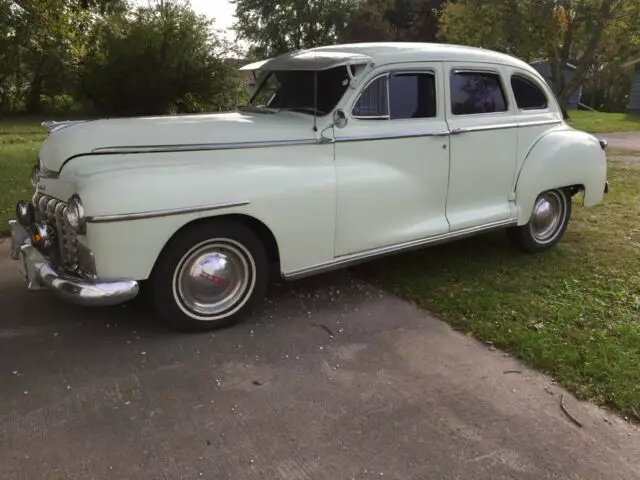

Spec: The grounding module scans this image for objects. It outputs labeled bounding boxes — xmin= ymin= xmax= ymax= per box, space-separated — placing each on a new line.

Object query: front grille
xmin=33 ymin=193 xmax=80 ymax=272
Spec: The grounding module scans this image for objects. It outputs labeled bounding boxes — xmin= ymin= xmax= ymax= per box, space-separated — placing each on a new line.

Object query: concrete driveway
xmin=598 ymin=132 xmax=640 ymax=151
xmin=0 ymin=241 xmax=639 ymax=480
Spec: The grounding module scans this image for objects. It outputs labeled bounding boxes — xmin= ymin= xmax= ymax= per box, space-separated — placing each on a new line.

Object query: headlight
xmin=31 ymin=164 xmax=40 ymax=187
xmin=66 ymin=194 xmax=86 ymax=234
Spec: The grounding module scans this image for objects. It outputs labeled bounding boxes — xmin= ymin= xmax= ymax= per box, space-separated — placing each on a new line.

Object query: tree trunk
xmin=26 ymin=68 xmax=44 ymax=114
xmin=556 ymin=0 xmax=617 ymax=108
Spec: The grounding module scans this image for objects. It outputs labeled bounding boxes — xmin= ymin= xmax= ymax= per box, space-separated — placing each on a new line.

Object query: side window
xmin=352 ymin=71 xmax=437 ymax=120
xmin=389 ymin=73 xmax=437 ymax=119
xmin=450 ymin=71 xmax=508 ymax=115
xmin=352 ymin=76 xmax=389 ymax=118
xmin=510 ymin=75 xmax=548 ymax=110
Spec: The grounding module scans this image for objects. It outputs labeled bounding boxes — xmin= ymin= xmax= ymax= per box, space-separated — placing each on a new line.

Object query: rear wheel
xmin=507 ymin=188 xmax=572 ymax=253
xmin=150 ymin=220 xmax=268 ymax=332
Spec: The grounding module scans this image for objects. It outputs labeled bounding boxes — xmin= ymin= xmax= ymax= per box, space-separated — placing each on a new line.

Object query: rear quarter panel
xmin=514 ymin=128 xmax=607 ymax=225
xmin=62 ymin=145 xmax=336 ymax=280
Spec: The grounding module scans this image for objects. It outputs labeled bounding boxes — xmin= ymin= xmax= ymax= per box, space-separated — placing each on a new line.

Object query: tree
xmin=78 ymin=0 xmax=246 ymax=115
xmin=437 ymin=0 xmax=640 ymax=109
xmin=340 ymin=0 xmax=395 ymax=43
xmin=340 ymin=0 xmax=447 ymax=43
xmin=231 ymin=0 xmax=356 ymax=58
xmin=0 ymin=0 xmax=129 ymax=113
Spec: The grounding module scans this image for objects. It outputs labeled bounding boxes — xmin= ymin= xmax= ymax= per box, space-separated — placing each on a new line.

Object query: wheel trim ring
xmin=529 ymin=191 xmax=566 ymax=244
xmin=171 ymin=238 xmax=257 ymax=321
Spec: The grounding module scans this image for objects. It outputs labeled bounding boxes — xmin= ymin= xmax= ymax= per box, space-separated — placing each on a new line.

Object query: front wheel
xmin=507 ymin=188 xmax=572 ymax=253
xmin=150 ymin=220 xmax=269 ymax=332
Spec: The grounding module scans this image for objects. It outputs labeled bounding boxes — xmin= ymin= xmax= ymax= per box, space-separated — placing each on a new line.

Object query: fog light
xmin=66 ymin=194 xmax=86 ymax=234
xmin=32 ymin=222 xmax=57 ymax=255
xmin=16 ymin=201 xmax=35 ymax=227
xmin=31 ymin=164 xmax=40 ymax=187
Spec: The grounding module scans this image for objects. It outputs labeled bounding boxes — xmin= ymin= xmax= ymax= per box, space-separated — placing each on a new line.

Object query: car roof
xmin=308 ymin=42 xmax=535 ymax=71
xmin=240 ymin=42 xmax=541 ymax=78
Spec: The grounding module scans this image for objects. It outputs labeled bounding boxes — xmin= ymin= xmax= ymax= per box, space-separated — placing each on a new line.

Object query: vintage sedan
xmin=8 ymin=42 xmax=608 ymax=331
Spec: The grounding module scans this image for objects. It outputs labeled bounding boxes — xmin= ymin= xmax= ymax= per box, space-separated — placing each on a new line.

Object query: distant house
xmin=623 ymin=57 xmax=640 ymax=115
xmin=529 ymin=59 xmax=582 ymax=109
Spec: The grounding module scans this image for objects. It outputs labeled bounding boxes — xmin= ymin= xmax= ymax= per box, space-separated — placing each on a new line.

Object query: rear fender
xmin=514 ymin=129 xmax=607 ymax=226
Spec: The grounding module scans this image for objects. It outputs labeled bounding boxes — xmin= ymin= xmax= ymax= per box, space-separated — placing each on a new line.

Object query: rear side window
xmin=450 ymin=71 xmax=507 ymax=115
xmin=353 ymin=72 xmax=437 ymax=120
xmin=510 ymin=75 xmax=548 ymax=110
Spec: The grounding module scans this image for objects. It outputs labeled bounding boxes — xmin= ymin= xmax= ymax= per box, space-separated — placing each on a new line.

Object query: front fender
xmin=63 ymin=145 xmax=337 ymax=280
xmin=514 ymin=129 xmax=607 ymax=226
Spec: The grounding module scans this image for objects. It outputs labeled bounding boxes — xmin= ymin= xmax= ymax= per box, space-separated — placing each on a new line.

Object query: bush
xmin=77 ymin=2 xmax=246 ymax=117
xmin=40 ymin=94 xmax=82 ymax=115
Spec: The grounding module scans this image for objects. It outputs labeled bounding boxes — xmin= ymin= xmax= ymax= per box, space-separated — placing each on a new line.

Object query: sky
xmin=188 ymin=0 xmax=236 ymax=34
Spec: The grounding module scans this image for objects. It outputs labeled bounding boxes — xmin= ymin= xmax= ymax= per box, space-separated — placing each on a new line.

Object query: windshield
xmin=247 ymin=66 xmax=352 ymax=116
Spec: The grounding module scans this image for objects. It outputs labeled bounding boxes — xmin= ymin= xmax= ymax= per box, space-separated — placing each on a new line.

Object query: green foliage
xmin=0 ymin=0 xmax=128 ymax=114
xmin=232 ymin=0 xmax=357 ymax=58
xmin=341 ymin=0 xmax=446 ymax=43
xmin=437 ymin=0 xmax=640 ymax=110
xmin=40 ymin=94 xmax=82 ymax=115
xmin=78 ymin=2 xmax=245 ymax=115
xmin=0 ymin=0 xmax=247 ymax=117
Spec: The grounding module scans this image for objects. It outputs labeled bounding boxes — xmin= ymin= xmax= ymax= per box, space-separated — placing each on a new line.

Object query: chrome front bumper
xmin=8 ymin=219 xmax=139 ymax=307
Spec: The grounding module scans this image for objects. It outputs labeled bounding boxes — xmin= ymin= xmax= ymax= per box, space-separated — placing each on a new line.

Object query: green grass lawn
xmin=0 ymin=118 xmax=48 ymax=236
xmin=568 ymin=109 xmax=640 ymax=133
xmin=355 ymin=153 xmax=640 ymax=418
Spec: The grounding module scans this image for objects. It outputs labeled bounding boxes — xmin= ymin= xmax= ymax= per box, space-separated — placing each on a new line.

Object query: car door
xmin=332 ymin=62 xmax=451 ymax=256
xmin=443 ymin=63 xmax=519 ymax=231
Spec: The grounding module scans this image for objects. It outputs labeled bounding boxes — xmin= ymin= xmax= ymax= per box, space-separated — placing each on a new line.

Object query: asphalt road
xmin=1 ymin=241 xmax=639 ymax=480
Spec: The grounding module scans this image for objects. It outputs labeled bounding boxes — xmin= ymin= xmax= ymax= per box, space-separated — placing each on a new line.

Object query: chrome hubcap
xmin=530 ymin=191 xmax=565 ymax=243
xmin=173 ymin=239 xmax=255 ymax=319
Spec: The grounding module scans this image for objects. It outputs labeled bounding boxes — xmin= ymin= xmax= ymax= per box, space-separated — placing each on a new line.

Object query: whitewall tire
xmin=151 ymin=220 xmax=268 ymax=332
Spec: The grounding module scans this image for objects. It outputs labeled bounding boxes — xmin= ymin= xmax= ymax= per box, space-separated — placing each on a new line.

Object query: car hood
xmin=39 ymin=111 xmax=319 ymax=172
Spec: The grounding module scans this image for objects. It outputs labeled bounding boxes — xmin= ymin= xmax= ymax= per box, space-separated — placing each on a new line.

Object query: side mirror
xmin=333 ymin=109 xmax=348 ymax=129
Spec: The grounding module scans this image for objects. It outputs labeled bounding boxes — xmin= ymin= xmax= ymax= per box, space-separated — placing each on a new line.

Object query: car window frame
xmin=509 ymin=73 xmax=550 ymax=112
xmin=448 ymin=67 xmax=511 ymax=117
xmin=350 ymin=67 xmax=439 ymax=122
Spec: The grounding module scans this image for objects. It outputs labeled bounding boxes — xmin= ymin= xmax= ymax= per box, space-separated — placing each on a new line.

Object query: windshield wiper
xmin=237 ymin=104 xmax=277 ymax=114
xmin=279 ymin=107 xmax=327 ymax=116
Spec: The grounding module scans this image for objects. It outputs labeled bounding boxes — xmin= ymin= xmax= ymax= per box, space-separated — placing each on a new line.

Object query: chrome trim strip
xmin=336 ymin=130 xmax=451 ymax=142
xmin=519 ymin=119 xmax=563 ymax=128
xmin=91 ymin=139 xmax=318 ymax=155
xmin=86 ymin=200 xmax=251 ymax=223
xmin=38 ymin=168 xmax=59 ymax=179
xmin=283 ymin=218 xmax=517 ymax=280
xmin=451 ymin=68 xmax=501 ymax=75
xmin=451 ymin=123 xmax=519 ymax=133
xmin=453 ymin=119 xmax=563 ymax=134
xmin=352 ymin=115 xmax=390 ymax=120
